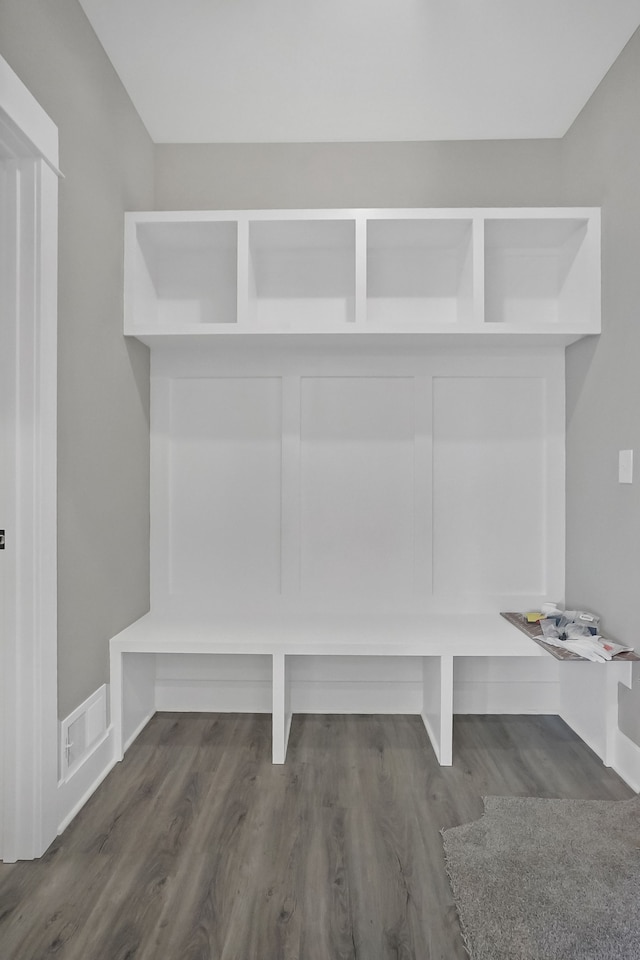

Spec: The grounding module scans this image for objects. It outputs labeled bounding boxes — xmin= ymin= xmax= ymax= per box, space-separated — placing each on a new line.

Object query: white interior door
xmin=0 ymin=55 xmax=59 ymax=862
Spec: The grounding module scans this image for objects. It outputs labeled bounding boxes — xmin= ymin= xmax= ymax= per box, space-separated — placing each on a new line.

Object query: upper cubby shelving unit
xmin=125 ymin=208 xmax=600 ymax=346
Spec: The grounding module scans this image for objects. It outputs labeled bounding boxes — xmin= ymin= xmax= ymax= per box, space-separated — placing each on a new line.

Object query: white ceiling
xmin=78 ymin=0 xmax=640 ymax=144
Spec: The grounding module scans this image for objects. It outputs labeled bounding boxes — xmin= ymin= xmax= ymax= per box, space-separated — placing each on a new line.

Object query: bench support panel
xmin=272 ymin=653 xmax=292 ymax=763
xmin=421 ymin=655 xmax=454 ymax=765
xmin=110 ymin=650 xmax=156 ymax=761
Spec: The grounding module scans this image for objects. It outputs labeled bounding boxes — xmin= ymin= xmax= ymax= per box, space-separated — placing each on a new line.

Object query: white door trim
xmin=0 ymin=53 xmax=59 ymax=861
xmin=0 ymin=55 xmax=59 ymax=170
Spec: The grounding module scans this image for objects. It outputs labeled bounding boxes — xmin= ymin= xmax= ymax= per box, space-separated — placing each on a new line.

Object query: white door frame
xmin=0 ymin=54 xmax=60 ymax=861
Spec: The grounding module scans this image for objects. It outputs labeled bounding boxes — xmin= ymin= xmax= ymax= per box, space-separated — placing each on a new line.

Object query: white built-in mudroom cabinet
xmin=111 ymin=207 xmax=630 ymax=769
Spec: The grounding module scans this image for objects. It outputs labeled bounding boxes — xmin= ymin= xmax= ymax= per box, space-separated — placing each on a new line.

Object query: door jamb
xmin=0 ymin=53 xmax=60 ymax=861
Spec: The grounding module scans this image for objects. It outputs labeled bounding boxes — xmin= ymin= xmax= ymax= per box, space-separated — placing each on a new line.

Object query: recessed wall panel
xmin=169 ymin=378 xmax=281 ymax=599
xmin=433 ymin=377 xmax=545 ymax=597
xmin=300 ymin=377 xmax=415 ymax=599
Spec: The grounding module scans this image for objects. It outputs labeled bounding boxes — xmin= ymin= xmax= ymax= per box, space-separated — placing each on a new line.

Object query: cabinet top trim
xmin=127 ymin=206 xmax=600 ymax=224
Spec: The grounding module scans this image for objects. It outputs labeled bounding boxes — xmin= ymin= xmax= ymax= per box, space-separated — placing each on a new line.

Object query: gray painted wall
xmin=155 ymin=140 xmax=562 ymax=210
xmin=562 ymin=28 xmax=640 ymax=744
xmin=0 ymin=0 xmax=154 ymax=717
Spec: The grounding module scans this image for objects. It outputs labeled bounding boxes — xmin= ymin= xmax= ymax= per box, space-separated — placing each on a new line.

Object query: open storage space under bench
xmin=110 ymin=612 xmax=554 ymax=766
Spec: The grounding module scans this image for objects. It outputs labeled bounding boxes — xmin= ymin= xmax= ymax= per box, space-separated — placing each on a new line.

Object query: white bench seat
xmin=110 ymin=611 xmax=549 ymax=766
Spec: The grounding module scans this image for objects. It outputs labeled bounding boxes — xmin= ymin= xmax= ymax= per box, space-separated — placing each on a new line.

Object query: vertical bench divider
xmin=272 ymin=651 xmax=292 ymax=764
xmin=421 ymin=655 xmax=454 ymax=765
xmin=354 ymin=216 xmax=367 ymax=328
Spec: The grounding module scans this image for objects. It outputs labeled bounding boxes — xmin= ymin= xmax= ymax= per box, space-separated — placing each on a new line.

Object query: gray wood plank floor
xmin=0 ymin=713 xmax=632 ymax=960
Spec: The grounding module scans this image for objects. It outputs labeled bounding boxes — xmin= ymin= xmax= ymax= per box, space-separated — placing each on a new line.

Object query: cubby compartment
xmin=124 ymin=208 xmax=600 ymax=343
xmin=248 ymin=219 xmax=356 ymax=328
xmin=129 ymin=219 xmax=237 ymax=329
xmin=366 ymin=218 xmax=474 ymax=327
xmin=484 ymin=218 xmax=594 ymax=327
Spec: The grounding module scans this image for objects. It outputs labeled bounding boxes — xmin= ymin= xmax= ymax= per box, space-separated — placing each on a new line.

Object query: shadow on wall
xmin=125 ymin=336 xmax=151 ymax=430
xmin=565 ymin=334 xmax=599 ymax=428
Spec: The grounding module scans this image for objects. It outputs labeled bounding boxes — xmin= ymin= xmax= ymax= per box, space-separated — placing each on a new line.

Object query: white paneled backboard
xmin=152 ymin=350 xmax=563 ymax=617
xmin=166 ymin=377 xmax=282 ymax=601
xmin=300 ymin=377 xmax=415 ymax=599
xmin=432 ymin=376 xmax=546 ymax=599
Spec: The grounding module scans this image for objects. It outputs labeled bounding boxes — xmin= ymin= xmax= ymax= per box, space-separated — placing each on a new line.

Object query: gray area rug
xmin=442 ymin=795 xmax=640 ymax=960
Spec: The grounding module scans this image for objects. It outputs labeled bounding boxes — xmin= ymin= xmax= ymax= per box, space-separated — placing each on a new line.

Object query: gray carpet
xmin=442 ymin=795 xmax=640 ymax=960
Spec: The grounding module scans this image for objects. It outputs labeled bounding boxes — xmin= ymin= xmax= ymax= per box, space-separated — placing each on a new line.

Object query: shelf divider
xmin=355 ymin=217 xmax=367 ymax=328
xmin=473 ymin=215 xmax=485 ymax=327
xmin=236 ymin=218 xmax=250 ymax=327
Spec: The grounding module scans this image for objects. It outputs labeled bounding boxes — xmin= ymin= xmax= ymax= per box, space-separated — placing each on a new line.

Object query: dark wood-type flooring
xmin=0 ymin=713 xmax=633 ymax=960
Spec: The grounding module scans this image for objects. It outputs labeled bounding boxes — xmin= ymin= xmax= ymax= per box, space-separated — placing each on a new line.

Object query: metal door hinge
xmin=0 ymin=530 xmax=5 ymax=549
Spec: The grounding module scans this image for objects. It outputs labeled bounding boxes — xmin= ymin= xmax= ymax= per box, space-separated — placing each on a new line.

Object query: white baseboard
xmin=57 ymin=727 xmax=116 ymax=835
xmin=455 ymin=680 xmax=560 ymax=714
xmin=154 ymin=677 xmax=559 ymax=717
xmin=291 ymin=680 xmax=424 ymax=714
xmin=155 ymin=678 xmax=424 ymax=714
xmin=155 ymin=679 xmax=272 ymax=713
